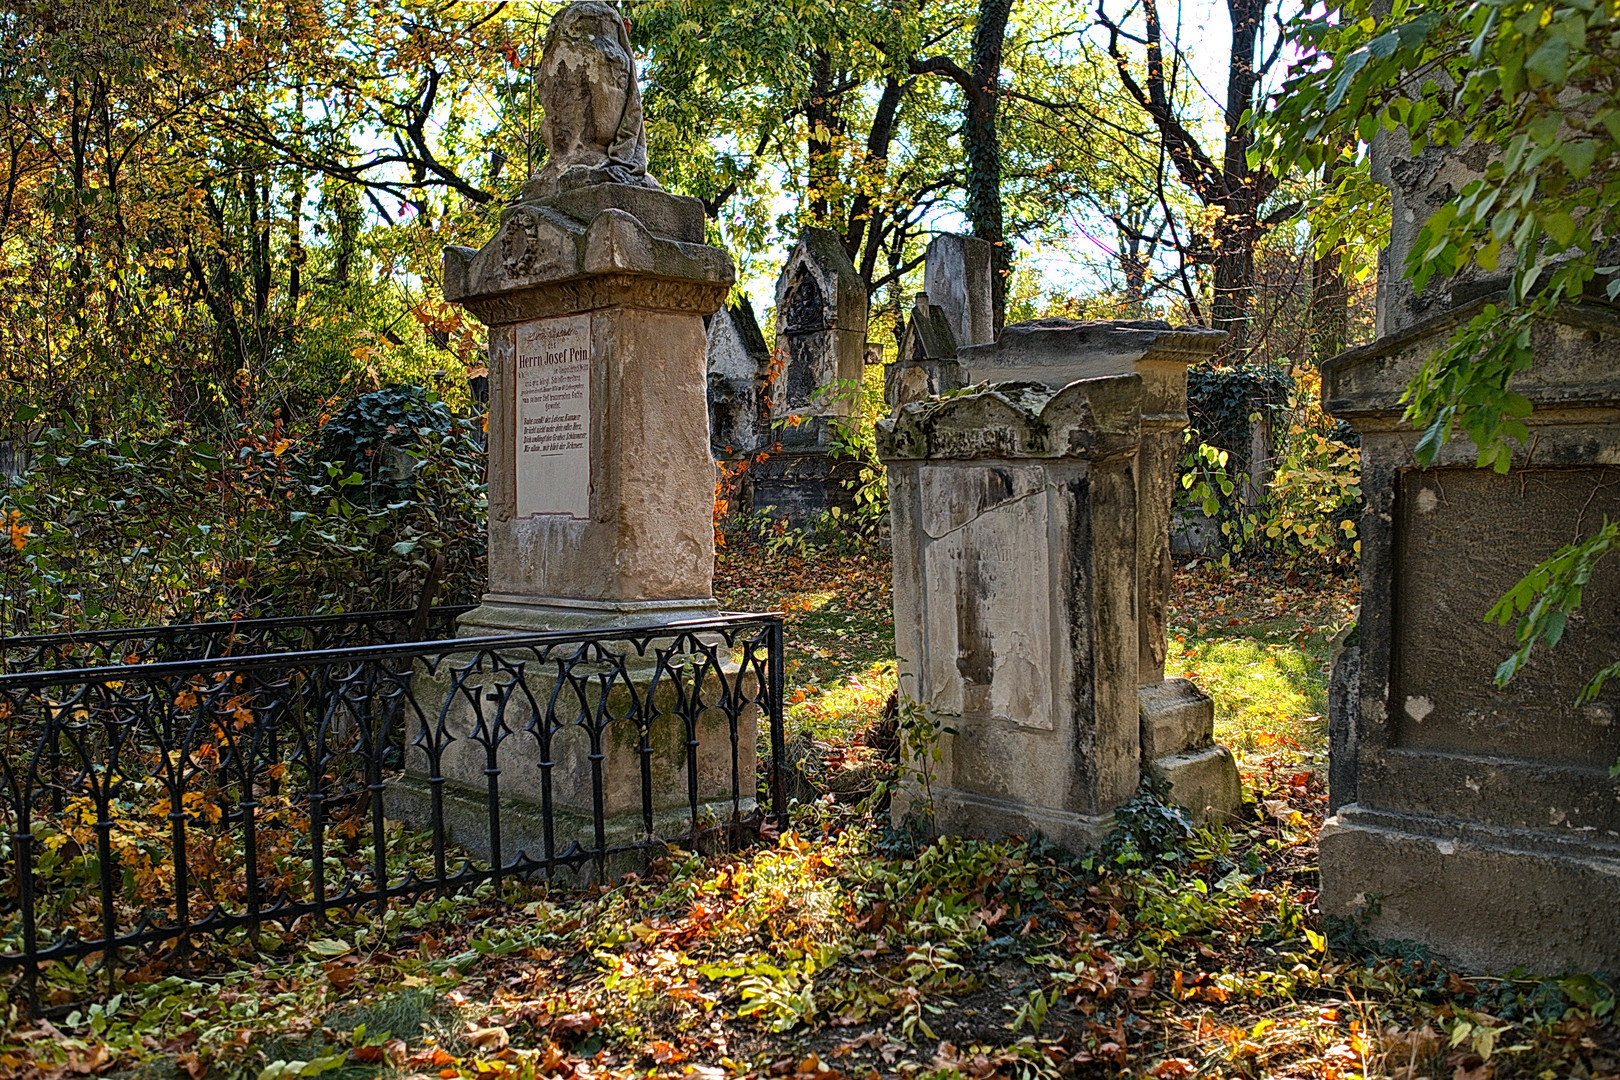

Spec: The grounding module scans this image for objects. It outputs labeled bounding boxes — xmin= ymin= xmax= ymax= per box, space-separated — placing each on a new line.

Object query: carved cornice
xmin=460 ymin=274 xmax=731 ymax=326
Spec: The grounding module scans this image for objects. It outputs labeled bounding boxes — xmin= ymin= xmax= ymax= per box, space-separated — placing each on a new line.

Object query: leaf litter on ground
xmin=3 ymin=543 xmax=1614 ymax=1080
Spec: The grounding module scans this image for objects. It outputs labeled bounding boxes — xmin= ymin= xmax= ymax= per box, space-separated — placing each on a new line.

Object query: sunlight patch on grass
xmin=786 ymin=660 xmax=895 ymax=742
xmin=1168 ymin=634 xmax=1328 ymax=757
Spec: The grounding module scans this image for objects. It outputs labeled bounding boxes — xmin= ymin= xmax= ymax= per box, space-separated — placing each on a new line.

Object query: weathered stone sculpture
xmin=519 ymin=1 xmax=660 ymax=200
xmin=881 ymin=317 xmax=1243 ymax=840
xmin=751 ymin=228 xmax=868 ymax=526
xmin=397 ymin=2 xmax=750 ymax=865
xmin=1318 ymin=129 xmax=1620 ymax=972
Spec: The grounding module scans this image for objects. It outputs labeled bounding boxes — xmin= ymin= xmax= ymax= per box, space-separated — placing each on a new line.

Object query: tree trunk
xmin=1212 ymin=0 xmax=1266 ymax=355
xmin=806 ymin=49 xmax=836 ymax=225
xmin=966 ymin=0 xmax=1012 ymax=332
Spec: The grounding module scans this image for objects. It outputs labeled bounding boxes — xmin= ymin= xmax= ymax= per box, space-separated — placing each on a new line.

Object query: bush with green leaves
xmin=1 ymin=394 xmax=486 ymax=636
xmin=1176 ymin=368 xmax=1361 ymax=572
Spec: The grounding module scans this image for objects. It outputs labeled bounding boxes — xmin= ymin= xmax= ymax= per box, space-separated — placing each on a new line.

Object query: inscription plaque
xmin=515 ymin=314 xmax=592 ymax=519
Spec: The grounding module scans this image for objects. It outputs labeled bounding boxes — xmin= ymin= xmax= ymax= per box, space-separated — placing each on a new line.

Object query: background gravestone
xmin=886 ymin=293 xmax=960 ymax=410
xmin=885 ymin=233 xmax=996 ymax=411
xmin=750 ymin=228 xmax=868 ymax=527
xmin=923 ymin=232 xmax=995 ymax=350
xmin=705 ymin=300 xmax=771 ymax=462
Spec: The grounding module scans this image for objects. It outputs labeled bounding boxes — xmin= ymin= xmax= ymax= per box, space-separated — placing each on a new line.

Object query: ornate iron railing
xmin=0 ymin=613 xmax=786 ymax=1014
xmin=0 ymin=605 xmax=477 ymax=673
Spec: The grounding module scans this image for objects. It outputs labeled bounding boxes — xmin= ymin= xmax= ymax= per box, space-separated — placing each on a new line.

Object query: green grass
xmin=1168 ymin=630 xmax=1331 ymax=758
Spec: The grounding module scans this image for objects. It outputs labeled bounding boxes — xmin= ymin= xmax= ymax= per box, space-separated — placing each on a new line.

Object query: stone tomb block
xmin=392 ymin=641 xmax=759 ymax=868
xmin=1320 ymin=303 xmax=1620 ymax=972
xmin=938 ymin=317 xmax=1239 ymax=822
xmin=879 ymin=376 xmax=1145 ymax=849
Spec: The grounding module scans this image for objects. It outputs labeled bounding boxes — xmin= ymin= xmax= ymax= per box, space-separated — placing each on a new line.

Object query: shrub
xmin=0 ymin=393 xmax=486 ymax=636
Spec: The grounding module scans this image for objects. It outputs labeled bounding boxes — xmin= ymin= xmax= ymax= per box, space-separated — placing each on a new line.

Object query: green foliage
xmin=0 ymin=397 xmax=485 ymax=634
xmin=316 ymin=384 xmax=461 ymax=503
xmin=1177 ymin=370 xmax=1362 ymax=572
xmin=1261 ymin=0 xmax=1620 ymax=466
xmin=1186 ymin=366 xmax=1296 ymax=476
xmin=1487 ymin=519 xmax=1620 ymax=697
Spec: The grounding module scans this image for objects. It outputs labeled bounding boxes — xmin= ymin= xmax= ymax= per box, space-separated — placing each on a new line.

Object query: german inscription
xmin=515 ymin=314 xmax=591 ymax=519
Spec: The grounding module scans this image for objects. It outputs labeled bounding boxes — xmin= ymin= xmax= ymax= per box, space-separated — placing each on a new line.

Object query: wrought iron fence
xmin=0 ymin=613 xmax=785 ymax=1014
xmin=0 ymin=605 xmax=477 ymax=673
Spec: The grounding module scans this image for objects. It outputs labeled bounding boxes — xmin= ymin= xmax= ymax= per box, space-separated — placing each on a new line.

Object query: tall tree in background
xmin=909 ymin=0 xmax=1014 ymax=329
xmin=1097 ymin=0 xmax=1293 ymax=354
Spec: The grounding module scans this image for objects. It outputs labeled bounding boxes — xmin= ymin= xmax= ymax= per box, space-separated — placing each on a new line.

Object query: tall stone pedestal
xmin=949 ymin=319 xmax=1242 ymax=821
xmin=405 ymin=179 xmax=751 ymax=867
xmin=879 ymin=377 xmax=1146 ymax=848
xmin=442 ymin=183 xmax=733 ymax=633
xmin=1319 ymin=306 xmax=1620 ymax=972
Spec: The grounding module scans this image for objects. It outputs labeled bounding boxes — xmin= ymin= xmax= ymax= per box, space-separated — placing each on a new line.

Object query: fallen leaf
xmin=650 ymin=1041 xmax=686 ymax=1065
xmin=550 ymin=1012 xmax=599 ymax=1040
xmin=466 ymin=1027 xmax=509 ymax=1052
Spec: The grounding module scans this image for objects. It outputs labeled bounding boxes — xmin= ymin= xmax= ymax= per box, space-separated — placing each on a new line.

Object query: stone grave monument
xmin=394 ymin=1 xmax=752 ymax=865
xmin=879 ymin=376 xmax=1147 ymax=849
xmin=924 ymin=233 xmax=996 ymax=351
xmin=887 ymin=293 xmax=960 ymax=409
xmin=885 ymin=233 xmax=996 ymax=410
xmin=705 ymin=300 xmax=771 ymax=462
xmin=749 ymin=228 xmax=869 ymax=526
xmin=879 ymin=318 xmax=1243 ymax=842
xmin=1318 ymin=129 xmax=1620 ymax=972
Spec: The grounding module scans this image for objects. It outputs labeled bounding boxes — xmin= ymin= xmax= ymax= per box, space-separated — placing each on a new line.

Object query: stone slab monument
xmin=879 ymin=377 xmax=1147 ymax=849
xmin=1318 ymin=128 xmax=1620 ymax=972
xmin=398 ymin=2 xmax=751 ymax=866
xmin=924 ymin=233 xmax=996 ymax=351
xmin=956 ymin=319 xmax=1243 ymax=820
xmin=879 ymin=318 xmax=1244 ymax=843
xmin=751 ymin=228 xmax=868 ymax=526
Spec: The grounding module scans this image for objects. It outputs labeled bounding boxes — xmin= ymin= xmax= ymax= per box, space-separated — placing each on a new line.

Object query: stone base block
xmin=388 ymin=772 xmax=753 ymax=884
xmin=750 ymin=451 xmax=862 ymax=528
xmin=458 ymin=596 xmax=722 ymax=635
xmin=1139 ymin=678 xmax=1214 ymax=759
xmin=1320 ymin=807 xmax=1620 ymax=973
xmin=893 ymin=785 xmax=1116 ymax=853
xmin=1148 ymin=745 xmax=1242 ymax=822
xmin=407 ymin=646 xmax=755 ymax=818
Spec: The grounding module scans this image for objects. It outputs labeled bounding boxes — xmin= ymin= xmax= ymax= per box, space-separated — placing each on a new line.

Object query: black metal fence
xmin=0 ymin=605 xmax=476 ymax=673
xmin=0 ymin=613 xmax=785 ymax=1014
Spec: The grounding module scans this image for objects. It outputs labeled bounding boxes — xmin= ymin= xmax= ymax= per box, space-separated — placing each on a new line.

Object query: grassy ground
xmin=4 ymin=541 xmax=1616 ymax=1080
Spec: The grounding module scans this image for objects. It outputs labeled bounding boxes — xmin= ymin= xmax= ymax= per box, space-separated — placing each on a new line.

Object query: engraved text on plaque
xmin=515 ymin=314 xmax=592 ymax=518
